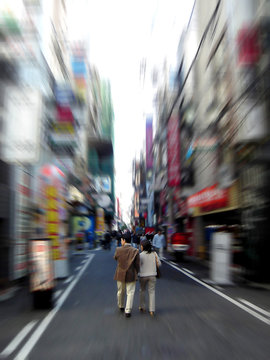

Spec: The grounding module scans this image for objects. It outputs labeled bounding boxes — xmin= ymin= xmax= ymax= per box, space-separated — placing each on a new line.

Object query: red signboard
xmin=134 ymin=192 xmax=139 ymax=218
xmin=167 ymin=116 xmax=181 ymax=187
xmin=237 ymin=26 xmax=260 ymax=65
xmin=56 ymin=105 xmax=74 ymax=122
xmin=145 ymin=227 xmax=155 ymax=235
xmin=187 ymin=184 xmax=228 ymax=210
xmin=117 ymin=197 xmax=121 ymax=219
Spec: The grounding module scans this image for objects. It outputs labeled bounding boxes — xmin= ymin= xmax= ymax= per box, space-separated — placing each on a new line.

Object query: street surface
xmin=1 ymin=245 xmax=270 ymax=360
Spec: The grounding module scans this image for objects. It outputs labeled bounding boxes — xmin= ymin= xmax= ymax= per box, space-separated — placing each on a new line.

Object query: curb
xmin=0 ymin=286 xmax=19 ymax=302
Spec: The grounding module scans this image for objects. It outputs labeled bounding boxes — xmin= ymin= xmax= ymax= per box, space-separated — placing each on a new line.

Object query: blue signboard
xmin=71 ymin=59 xmax=87 ymax=77
xmin=54 ymin=84 xmax=75 ymax=106
xmin=73 ymin=216 xmax=95 ymax=249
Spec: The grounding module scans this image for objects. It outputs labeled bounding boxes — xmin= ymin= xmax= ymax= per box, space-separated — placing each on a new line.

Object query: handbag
xmin=155 ymin=252 xmax=161 ymax=278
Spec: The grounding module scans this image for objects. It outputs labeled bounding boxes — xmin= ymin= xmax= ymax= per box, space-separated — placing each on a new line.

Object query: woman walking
xmin=139 ymin=239 xmax=161 ymax=316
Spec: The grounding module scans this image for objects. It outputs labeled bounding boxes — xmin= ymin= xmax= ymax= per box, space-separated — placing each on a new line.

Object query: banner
xmin=167 ymin=116 xmax=181 ymax=187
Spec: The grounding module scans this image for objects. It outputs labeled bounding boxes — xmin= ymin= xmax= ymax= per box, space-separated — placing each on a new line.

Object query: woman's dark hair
xmin=141 ymin=239 xmax=152 ymax=253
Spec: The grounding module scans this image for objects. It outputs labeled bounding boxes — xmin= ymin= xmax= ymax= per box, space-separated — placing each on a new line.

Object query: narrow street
xmin=1 ymin=246 xmax=270 ymax=360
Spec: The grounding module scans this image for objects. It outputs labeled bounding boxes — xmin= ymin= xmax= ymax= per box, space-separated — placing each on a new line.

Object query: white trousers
xmin=155 ymin=247 xmax=163 ymax=259
xmin=117 ymin=281 xmax=136 ymax=314
xmin=139 ymin=276 xmax=156 ymax=312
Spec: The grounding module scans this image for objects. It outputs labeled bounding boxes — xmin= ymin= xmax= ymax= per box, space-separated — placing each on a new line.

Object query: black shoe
xmin=119 ymin=307 xmax=124 ymax=312
xmin=125 ymin=313 xmax=131 ymax=318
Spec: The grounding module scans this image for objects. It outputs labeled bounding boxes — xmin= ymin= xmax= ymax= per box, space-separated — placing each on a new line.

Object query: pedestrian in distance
xmin=152 ymin=229 xmax=165 ymax=259
xmin=113 ymin=232 xmax=140 ymax=318
xmin=140 ymin=231 xmax=147 ymax=243
xmin=103 ymin=230 xmax=112 ymax=250
xmin=132 ymin=232 xmax=140 ymax=249
xmin=116 ymin=231 xmax=122 ymax=247
xmin=139 ymin=239 xmax=161 ymax=317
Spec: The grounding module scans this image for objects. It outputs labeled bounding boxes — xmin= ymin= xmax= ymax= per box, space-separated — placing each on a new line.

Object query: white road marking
xmin=75 ymin=266 xmax=82 ymax=271
xmin=238 ymin=298 xmax=270 ymax=318
xmin=53 ymin=290 xmax=62 ymax=301
xmin=64 ymin=276 xmax=74 ymax=284
xmin=214 ymin=285 xmax=223 ymax=291
xmin=0 ymin=320 xmax=38 ymax=357
xmin=202 ymin=278 xmax=215 ymax=284
xmin=15 ymin=254 xmax=95 ymax=360
xmin=182 ymin=268 xmax=195 ymax=275
xmin=163 ymin=259 xmax=270 ymax=326
xmin=169 ymin=261 xmax=178 ymax=266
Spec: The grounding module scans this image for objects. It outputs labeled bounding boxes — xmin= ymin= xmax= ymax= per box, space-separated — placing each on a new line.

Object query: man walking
xmin=114 ymin=232 xmax=140 ymax=317
xmin=153 ymin=229 xmax=165 ymax=259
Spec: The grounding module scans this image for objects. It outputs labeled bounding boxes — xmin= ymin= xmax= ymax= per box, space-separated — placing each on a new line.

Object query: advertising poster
xmin=30 ymin=239 xmax=54 ymax=292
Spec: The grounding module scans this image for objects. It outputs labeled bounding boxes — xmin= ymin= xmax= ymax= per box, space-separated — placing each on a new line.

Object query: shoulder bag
xmin=154 ymin=252 xmax=161 ymax=278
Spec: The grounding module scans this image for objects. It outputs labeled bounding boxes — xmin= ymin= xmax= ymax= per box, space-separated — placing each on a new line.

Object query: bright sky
xmin=67 ymin=0 xmax=194 ymax=224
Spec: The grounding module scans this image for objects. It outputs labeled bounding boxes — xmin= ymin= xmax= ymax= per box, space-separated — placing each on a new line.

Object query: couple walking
xmin=113 ymin=232 xmax=161 ymax=318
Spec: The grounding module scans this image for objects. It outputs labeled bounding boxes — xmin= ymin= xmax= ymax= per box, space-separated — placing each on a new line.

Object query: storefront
xmin=188 ymin=181 xmax=242 ymax=262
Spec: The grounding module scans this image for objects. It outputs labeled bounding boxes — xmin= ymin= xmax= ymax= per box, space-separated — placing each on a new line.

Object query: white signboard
xmin=95 ymin=176 xmax=111 ymax=193
xmin=210 ymin=232 xmax=233 ymax=285
xmin=2 ymin=87 xmax=41 ymax=163
xmin=13 ymin=166 xmax=32 ymax=279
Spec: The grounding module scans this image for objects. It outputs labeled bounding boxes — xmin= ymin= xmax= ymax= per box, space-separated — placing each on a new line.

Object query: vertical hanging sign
xmin=146 ymin=116 xmax=153 ymax=170
xmin=46 ymin=185 xmax=60 ymax=261
xmin=167 ymin=116 xmax=181 ymax=187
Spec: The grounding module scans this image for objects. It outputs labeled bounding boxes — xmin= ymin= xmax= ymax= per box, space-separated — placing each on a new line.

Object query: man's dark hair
xmin=123 ymin=232 xmax=131 ymax=243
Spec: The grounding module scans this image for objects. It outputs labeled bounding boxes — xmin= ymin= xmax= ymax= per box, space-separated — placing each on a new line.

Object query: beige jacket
xmin=114 ymin=244 xmax=140 ymax=282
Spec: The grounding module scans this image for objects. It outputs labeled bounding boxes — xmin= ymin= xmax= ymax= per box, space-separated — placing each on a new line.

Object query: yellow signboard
xmin=46 ymin=186 xmax=60 ymax=260
xmin=96 ymin=207 xmax=105 ymax=235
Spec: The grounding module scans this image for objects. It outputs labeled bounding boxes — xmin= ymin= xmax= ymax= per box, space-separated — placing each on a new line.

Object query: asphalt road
xmin=1 ymin=246 xmax=270 ymax=360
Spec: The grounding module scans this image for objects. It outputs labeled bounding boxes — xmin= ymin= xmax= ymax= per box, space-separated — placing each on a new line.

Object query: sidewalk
xmin=163 ymin=250 xmax=270 ymax=313
xmin=164 ymin=250 xmax=270 ymax=288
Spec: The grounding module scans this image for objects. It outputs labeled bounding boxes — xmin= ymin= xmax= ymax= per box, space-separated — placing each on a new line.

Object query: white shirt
xmin=153 ymin=233 xmax=165 ymax=249
xmin=139 ymin=251 xmax=161 ymax=277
